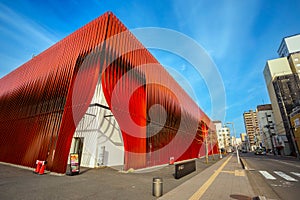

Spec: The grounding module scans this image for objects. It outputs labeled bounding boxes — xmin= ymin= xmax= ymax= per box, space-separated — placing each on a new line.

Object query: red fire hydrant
xmin=34 ymin=160 xmax=42 ymax=174
xmin=34 ymin=160 xmax=47 ymax=175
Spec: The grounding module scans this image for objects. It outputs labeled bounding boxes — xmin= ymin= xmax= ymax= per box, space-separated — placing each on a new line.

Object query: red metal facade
xmin=0 ymin=12 xmax=218 ymax=173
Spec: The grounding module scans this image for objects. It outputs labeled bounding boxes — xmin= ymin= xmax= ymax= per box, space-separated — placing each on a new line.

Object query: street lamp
xmin=226 ymin=122 xmax=240 ymax=164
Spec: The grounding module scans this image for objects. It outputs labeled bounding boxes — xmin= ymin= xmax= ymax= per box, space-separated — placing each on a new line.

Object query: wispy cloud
xmin=0 ymin=3 xmax=56 ymax=46
xmin=0 ymin=3 xmax=58 ymax=77
xmin=172 ymin=1 xmax=262 ymax=64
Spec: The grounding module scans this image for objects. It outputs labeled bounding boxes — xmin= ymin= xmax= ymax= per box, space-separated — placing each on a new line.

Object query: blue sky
xmin=1 ymin=0 xmax=300 ymax=136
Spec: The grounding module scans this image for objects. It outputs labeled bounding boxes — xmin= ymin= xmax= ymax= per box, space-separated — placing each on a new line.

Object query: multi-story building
xmin=273 ymin=74 xmax=300 ymax=155
xmin=240 ymin=133 xmax=249 ymax=151
xmin=221 ymin=126 xmax=231 ymax=152
xmin=264 ymin=57 xmax=292 ymax=135
xmin=213 ymin=121 xmax=231 ymax=152
xmin=263 ymin=57 xmax=292 ymax=155
xmin=263 ymin=34 xmax=300 ymax=156
xmin=278 ymin=34 xmax=300 ymax=57
xmin=290 ymin=106 xmax=300 ymax=154
xmin=240 ymin=133 xmax=247 ymax=142
xmin=235 ymin=137 xmax=242 ymax=147
xmin=243 ymin=110 xmax=260 ymax=151
xmin=256 ymin=104 xmax=276 ymax=152
xmin=213 ymin=120 xmax=223 ymax=148
xmin=288 ymin=52 xmax=300 ymax=75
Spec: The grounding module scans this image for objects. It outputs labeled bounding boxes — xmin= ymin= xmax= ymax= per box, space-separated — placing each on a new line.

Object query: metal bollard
xmin=152 ymin=177 xmax=163 ymax=197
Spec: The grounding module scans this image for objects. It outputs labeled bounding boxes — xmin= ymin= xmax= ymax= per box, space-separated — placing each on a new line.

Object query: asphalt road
xmin=240 ymin=152 xmax=300 ymax=200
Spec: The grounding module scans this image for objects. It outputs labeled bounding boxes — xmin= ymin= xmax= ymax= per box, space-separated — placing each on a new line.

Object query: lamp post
xmin=226 ymin=122 xmax=240 ymax=164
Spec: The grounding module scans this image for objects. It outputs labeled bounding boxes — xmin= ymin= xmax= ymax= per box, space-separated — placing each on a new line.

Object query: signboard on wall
xmin=294 ymin=118 xmax=300 ymax=128
xmin=272 ymin=135 xmax=285 ymax=148
xmin=70 ymin=153 xmax=80 ymax=175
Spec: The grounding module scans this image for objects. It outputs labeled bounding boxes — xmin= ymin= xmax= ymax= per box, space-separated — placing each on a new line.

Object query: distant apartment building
xmin=221 ymin=126 xmax=231 ymax=151
xmin=213 ymin=121 xmax=231 ymax=151
xmin=230 ymin=136 xmax=241 ymax=147
xmin=256 ymin=104 xmax=276 ymax=152
xmin=243 ymin=110 xmax=260 ymax=151
xmin=240 ymin=133 xmax=247 ymax=142
xmin=235 ymin=137 xmax=242 ymax=146
xmin=240 ymin=133 xmax=249 ymax=151
xmin=213 ymin=121 xmax=223 ymax=148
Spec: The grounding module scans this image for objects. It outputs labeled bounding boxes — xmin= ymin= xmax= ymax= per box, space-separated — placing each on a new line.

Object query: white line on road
xmin=259 ymin=171 xmax=276 ymax=180
xmin=274 ymin=171 xmax=298 ymax=182
xmin=290 ymin=172 xmax=300 ymax=177
xmin=271 ymin=159 xmax=300 ymax=169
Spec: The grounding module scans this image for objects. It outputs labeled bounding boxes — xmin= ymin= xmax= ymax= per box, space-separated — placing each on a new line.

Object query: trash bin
xmin=152 ymin=177 xmax=163 ymax=197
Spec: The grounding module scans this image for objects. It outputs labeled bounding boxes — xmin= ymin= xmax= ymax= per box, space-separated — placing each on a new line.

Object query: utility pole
xmin=205 ymin=134 xmax=208 ymax=164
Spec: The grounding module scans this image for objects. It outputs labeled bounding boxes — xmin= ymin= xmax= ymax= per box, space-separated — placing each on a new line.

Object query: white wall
xmin=285 ymin=35 xmax=300 ymax=55
xmin=264 ymin=58 xmax=291 ymax=136
xmin=73 ymin=82 xmax=124 ymax=168
xmin=257 ymin=110 xmax=275 ymax=151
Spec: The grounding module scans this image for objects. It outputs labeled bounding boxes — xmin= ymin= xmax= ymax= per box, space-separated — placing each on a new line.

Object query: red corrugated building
xmin=0 ymin=12 xmax=219 ymax=173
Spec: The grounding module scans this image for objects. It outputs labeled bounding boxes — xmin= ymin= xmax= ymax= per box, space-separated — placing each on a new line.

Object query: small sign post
xmin=69 ymin=153 xmax=80 ymax=175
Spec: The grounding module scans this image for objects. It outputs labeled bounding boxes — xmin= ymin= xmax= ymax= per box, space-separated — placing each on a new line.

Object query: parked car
xmin=255 ymin=147 xmax=266 ymax=155
xmin=241 ymin=149 xmax=248 ymax=153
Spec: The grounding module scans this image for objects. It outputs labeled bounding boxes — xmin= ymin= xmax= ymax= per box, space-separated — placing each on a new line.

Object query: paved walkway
xmin=0 ymin=154 xmax=258 ymax=200
xmin=159 ymin=155 xmax=256 ymax=200
xmin=0 ymin=156 xmax=220 ymax=200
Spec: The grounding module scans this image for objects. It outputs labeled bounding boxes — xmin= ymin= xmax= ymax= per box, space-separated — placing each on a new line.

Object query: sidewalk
xmin=159 ymin=154 xmax=256 ymax=200
xmin=0 ymin=154 xmax=258 ymax=200
xmin=0 ymin=156 xmax=220 ymax=200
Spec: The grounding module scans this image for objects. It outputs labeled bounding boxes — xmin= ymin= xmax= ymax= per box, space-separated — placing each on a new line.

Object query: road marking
xmin=189 ymin=155 xmax=232 ymax=200
xmin=274 ymin=171 xmax=298 ymax=182
xmin=221 ymin=170 xmax=234 ymax=174
xmin=291 ymin=172 xmax=300 ymax=177
xmin=235 ymin=170 xmax=245 ymax=176
xmin=271 ymin=159 xmax=300 ymax=169
xmin=221 ymin=170 xmax=245 ymax=176
xmin=259 ymin=171 xmax=276 ymax=180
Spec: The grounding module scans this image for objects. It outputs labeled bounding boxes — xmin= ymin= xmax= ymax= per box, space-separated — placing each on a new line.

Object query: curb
xmin=239 ymin=157 xmax=248 ymax=170
xmin=240 ymin=157 xmax=255 ymax=171
xmin=239 ymin=158 xmax=268 ymax=200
